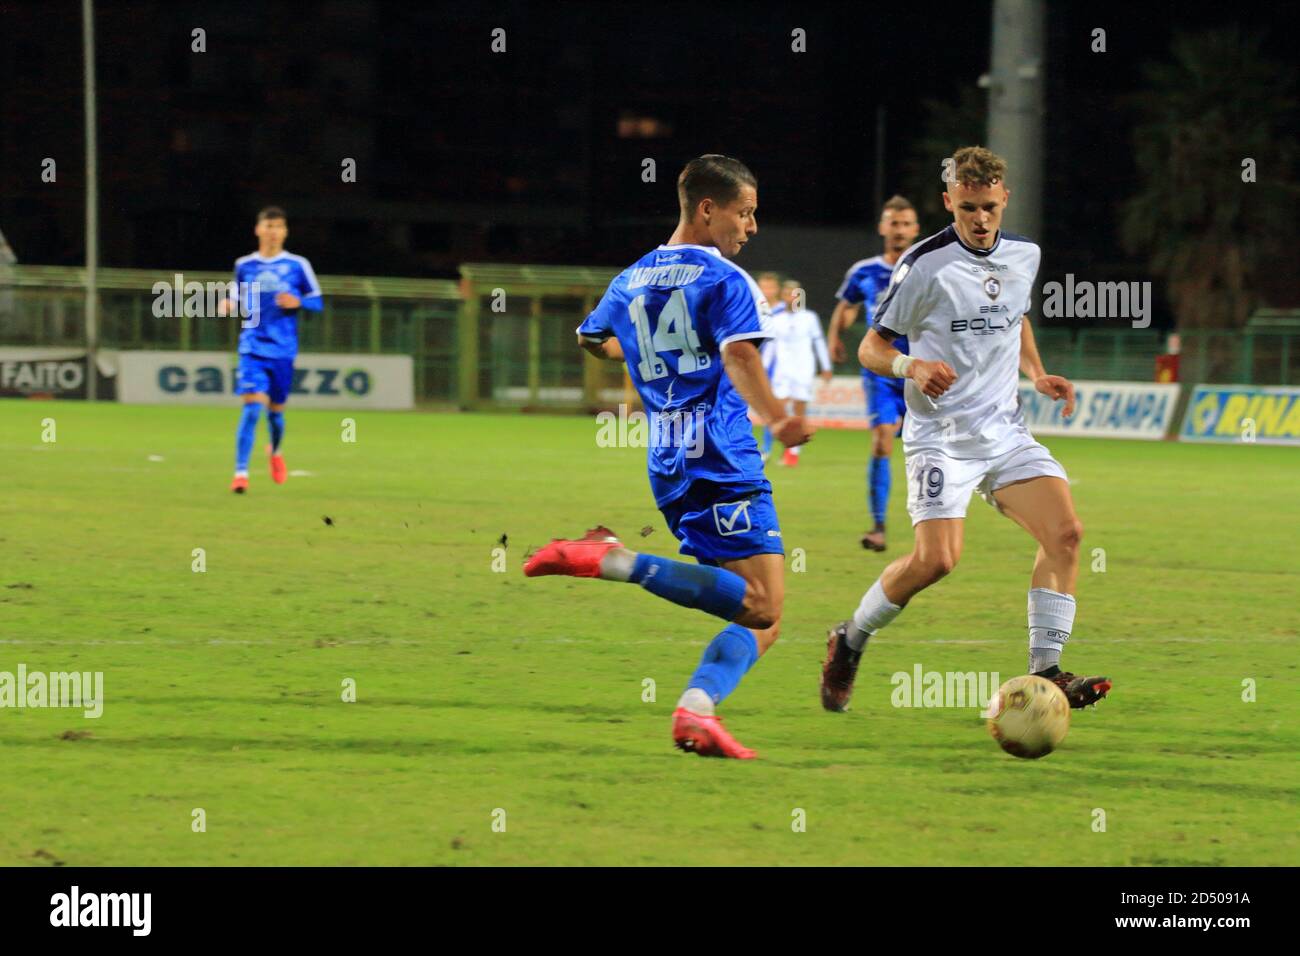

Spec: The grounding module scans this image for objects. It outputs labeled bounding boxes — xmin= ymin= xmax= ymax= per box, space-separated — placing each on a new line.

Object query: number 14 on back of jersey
xmin=629 ymin=289 xmax=711 ymax=381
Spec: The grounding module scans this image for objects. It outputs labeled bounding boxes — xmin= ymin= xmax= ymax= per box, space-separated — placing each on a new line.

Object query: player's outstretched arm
xmin=826 ymin=301 xmax=859 ymax=363
xmin=577 ymin=333 xmax=624 ymax=361
xmin=1019 ymin=315 xmax=1075 ymax=418
xmin=722 ymin=339 xmax=811 ymax=447
xmin=859 ymin=327 xmax=957 ymax=399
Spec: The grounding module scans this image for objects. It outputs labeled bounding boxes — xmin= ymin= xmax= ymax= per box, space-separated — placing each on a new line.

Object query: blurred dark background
xmin=0 ymin=0 xmax=1295 ymax=331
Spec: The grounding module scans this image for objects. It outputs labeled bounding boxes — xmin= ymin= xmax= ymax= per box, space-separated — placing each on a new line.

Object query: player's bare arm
xmin=577 ymin=333 xmax=624 ymax=361
xmin=1018 ymin=315 xmax=1075 ymax=418
xmin=722 ymin=339 xmax=811 ymax=448
xmin=858 ymin=326 xmax=956 ymax=398
xmin=826 ymin=300 xmax=860 ymax=363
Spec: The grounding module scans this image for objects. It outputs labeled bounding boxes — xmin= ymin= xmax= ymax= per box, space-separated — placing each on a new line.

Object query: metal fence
xmin=2 ymin=264 xmax=1295 ymax=407
xmin=0 ymin=265 xmax=462 ymax=402
xmin=833 ymin=324 xmax=1297 ymax=387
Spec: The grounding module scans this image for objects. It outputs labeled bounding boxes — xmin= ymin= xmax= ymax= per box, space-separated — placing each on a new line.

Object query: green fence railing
xmin=833 ymin=325 xmax=1298 ymax=387
xmin=3 ymin=265 xmax=1296 ymax=407
xmin=0 ymin=265 xmax=462 ymax=403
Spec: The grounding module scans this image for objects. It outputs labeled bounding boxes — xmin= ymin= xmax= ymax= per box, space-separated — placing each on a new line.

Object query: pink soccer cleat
xmin=268 ymin=445 xmax=287 ymax=484
xmin=523 ymin=526 xmax=624 ymax=578
xmin=672 ymin=707 xmax=757 ymax=759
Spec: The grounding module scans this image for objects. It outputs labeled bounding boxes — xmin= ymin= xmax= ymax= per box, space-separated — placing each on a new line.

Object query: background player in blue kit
xmin=218 ymin=207 xmax=323 ymax=494
xmin=525 ymin=156 xmax=812 ymax=759
xmin=827 ymin=196 xmax=921 ymax=551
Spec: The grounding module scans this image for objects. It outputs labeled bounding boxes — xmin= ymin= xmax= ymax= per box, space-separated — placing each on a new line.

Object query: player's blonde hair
xmin=947 ymin=146 xmax=1008 ymax=189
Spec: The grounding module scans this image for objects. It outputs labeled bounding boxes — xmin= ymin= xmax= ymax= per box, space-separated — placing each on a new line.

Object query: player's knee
xmin=740 ymin=583 xmax=780 ymax=630
xmin=915 ymin=550 xmax=958 ymax=583
xmin=1050 ymin=518 xmax=1083 ymax=558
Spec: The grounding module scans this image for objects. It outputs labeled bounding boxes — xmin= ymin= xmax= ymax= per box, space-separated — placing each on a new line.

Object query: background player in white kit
xmin=756 ymin=272 xmax=788 ymax=462
xmin=820 ymin=146 xmax=1112 ymax=712
xmin=767 ymin=278 xmax=832 ymax=467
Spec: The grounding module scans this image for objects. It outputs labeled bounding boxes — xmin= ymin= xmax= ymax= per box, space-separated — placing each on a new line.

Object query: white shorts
xmin=772 ymin=375 xmax=813 ymax=403
xmin=905 ymin=436 xmax=1067 ymax=525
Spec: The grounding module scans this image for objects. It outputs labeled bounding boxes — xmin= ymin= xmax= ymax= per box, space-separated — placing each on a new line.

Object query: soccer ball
xmin=985 ymin=675 xmax=1070 ymax=759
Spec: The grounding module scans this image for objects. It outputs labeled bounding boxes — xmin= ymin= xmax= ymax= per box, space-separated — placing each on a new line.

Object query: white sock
xmin=598 ymin=548 xmax=636 ymax=582
xmin=790 ymin=444 xmax=801 ymax=457
xmin=1028 ymin=587 xmax=1076 ymax=673
xmin=677 ymin=687 xmax=714 ymax=715
xmin=848 ymin=577 xmax=903 ymax=650
xmin=234 ymin=470 xmax=249 ymax=479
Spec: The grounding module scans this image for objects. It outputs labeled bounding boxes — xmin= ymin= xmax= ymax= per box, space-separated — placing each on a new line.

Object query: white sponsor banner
xmin=806 ymin=374 xmax=871 ymax=429
xmin=116 ymin=350 xmax=413 ymax=409
xmin=805 ymin=375 xmax=1178 ymax=439
xmin=1018 ymin=379 xmax=1179 ymax=440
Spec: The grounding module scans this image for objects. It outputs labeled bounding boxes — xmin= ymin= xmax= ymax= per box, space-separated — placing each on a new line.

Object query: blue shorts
xmin=659 ymin=480 xmax=784 ymax=565
xmin=237 ymin=354 xmax=296 ymax=405
xmin=864 ymin=374 xmax=905 ymax=429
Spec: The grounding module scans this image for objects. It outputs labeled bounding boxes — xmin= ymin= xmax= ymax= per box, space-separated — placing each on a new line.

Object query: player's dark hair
xmin=677 ymin=155 xmax=756 ymax=220
xmin=257 ymin=206 xmax=287 ymax=223
xmin=881 ymin=195 xmax=915 ymax=215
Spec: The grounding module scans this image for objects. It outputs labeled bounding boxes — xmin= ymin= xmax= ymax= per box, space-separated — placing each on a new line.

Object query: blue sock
xmin=629 ymin=553 xmax=746 ymax=621
xmin=235 ymin=402 xmax=264 ymax=473
xmin=869 ymin=455 xmax=891 ymax=527
xmin=267 ymin=410 xmax=285 ymax=452
xmin=686 ymin=623 xmax=760 ymax=705
xmin=761 ymin=427 xmax=773 ymax=455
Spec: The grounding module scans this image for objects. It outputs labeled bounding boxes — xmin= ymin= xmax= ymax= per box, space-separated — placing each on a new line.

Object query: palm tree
xmin=1121 ymin=27 xmax=1297 ymax=335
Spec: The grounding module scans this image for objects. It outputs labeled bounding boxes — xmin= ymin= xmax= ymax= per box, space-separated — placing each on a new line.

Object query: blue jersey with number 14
xmin=578 ymin=243 xmax=774 ymax=508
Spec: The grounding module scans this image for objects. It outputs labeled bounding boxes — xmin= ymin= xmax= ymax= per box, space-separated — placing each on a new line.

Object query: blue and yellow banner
xmin=1180 ymin=385 xmax=1300 ymax=444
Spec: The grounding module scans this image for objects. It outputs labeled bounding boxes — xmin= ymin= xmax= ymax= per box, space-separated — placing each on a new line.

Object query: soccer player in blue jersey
xmin=218 ymin=207 xmax=323 ymax=494
xmin=826 ymin=196 xmax=920 ymax=550
xmin=525 ymin=155 xmax=812 ymax=759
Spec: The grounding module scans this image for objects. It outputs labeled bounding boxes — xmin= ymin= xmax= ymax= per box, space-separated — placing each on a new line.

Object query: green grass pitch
xmin=2 ymin=400 xmax=1297 ymax=865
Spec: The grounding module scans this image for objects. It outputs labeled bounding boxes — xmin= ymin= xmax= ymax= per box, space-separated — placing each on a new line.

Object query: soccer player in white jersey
xmin=767 ymin=278 xmax=832 ymax=466
xmin=755 ymin=273 xmax=788 ymax=462
xmin=820 ymin=147 xmax=1111 ymax=712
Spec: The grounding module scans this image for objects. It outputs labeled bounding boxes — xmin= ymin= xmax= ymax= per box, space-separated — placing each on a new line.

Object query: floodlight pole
xmin=872 ymin=105 xmax=885 ymax=217
xmin=984 ymin=0 xmax=1045 ymax=243
xmin=83 ymin=0 xmax=99 ymax=400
